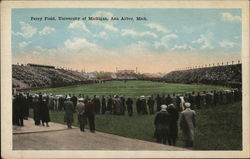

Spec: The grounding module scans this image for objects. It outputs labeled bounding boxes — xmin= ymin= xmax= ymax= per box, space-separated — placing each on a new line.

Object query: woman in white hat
xmin=179 ymin=102 xmax=196 ymax=147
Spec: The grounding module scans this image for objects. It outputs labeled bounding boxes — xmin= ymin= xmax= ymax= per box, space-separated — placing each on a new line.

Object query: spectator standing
xmin=93 ymin=95 xmax=101 ymax=114
xmin=16 ymin=93 xmax=25 ymax=126
xmin=106 ymin=96 xmax=113 ymax=114
xmin=213 ymin=90 xmax=219 ymax=106
xmin=155 ymin=94 xmax=162 ymax=112
xmin=136 ymin=97 xmax=141 ymax=115
xmin=71 ymin=94 xmax=78 ymax=110
xmin=101 ymin=95 xmax=106 ymax=114
xmin=64 ymin=96 xmax=74 ymax=129
xmin=126 ymin=97 xmax=133 ymax=116
xmin=195 ymin=93 xmax=201 ymax=109
xmin=120 ymin=96 xmax=126 ymax=115
xmin=172 ymin=93 xmax=177 ymax=106
xmin=40 ymin=96 xmax=50 ymax=127
xmin=176 ymin=95 xmax=182 ymax=112
xmin=140 ymin=96 xmax=148 ymax=115
xmin=32 ymin=95 xmax=41 ymax=125
xmin=85 ymin=99 xmax=96 ymax=133
xmin=179 ymin=102 xmax=196 ymax=148
xmin=154 ymin=105 xmax=171 ymax=145
xmin=75 ymin=98 xmax=86 ymax=132
xmin=167 ymin=104 xmax=179 ymax=146
xmin=166 ymin=94 xmax=172 ymax=105
xmin=147 ymin=96 xmax=155 ymax=114
xmin=12 ymin=95 xmax=18 ymax=125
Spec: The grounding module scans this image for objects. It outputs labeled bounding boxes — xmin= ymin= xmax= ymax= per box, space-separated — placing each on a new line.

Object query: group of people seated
xmin=12 ymin=64 xmax=88 ymax=88
xmin=164 ymin=64 xmax=241 ymax=86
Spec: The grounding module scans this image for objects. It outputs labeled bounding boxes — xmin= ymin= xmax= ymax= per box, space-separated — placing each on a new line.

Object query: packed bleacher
xmin=12 ymin=63 xmax=242 ymax=90
xmin=12 ymin=64 xmax=88 ymax=89
xmin=163 ymin=64 xmax=241 ymax=87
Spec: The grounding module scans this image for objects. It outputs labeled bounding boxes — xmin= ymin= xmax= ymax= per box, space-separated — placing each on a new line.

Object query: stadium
xmin=12 ymin=61 xmax=242 ymax=150
xmin=9 ymin=7 xmax=245 ymax=154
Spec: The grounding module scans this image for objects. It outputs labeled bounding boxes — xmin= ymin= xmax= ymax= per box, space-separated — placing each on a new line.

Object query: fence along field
xmin=27 ymin=80 xmax=242 ymax=150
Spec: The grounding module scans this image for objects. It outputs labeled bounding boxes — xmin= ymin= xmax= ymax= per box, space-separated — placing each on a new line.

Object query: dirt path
xmin=13 ymin=119 xmax=187 ymax=150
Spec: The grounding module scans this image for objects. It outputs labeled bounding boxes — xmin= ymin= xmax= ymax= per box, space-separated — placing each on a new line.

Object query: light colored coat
xmin=180 ymin=96 xmax=185 ymax=111
xmin=76 ymin=102 xmax=85 ymax=115
xmin=179 ymin=108 xmax=196 ymax=142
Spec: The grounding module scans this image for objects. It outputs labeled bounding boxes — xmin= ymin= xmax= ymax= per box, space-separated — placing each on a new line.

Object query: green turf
xmin=27 ymin=80 xmax=242 ymax=150
xmin=28 ymin=80 xmax=229 ymax=98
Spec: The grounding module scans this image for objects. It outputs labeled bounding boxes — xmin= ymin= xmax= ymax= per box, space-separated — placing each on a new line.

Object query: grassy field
xmin=28 ymin=80 xmax=229 ymax=98
xmin=28 ymin=80 xmax=242 ymax=150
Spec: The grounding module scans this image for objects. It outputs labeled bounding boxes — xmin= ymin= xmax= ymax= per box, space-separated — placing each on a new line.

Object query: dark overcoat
xmin=154 ymin=110 xmax=171 ymax=140
xmin=64 ymin=100 xmax=74 ymax=123
xmin=167 ymin=106 xmax=179 ymax=139
xmin=40 ymin=100 xmax=50 ymax=123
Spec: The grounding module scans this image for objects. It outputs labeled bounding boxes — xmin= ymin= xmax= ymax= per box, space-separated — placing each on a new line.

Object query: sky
xmin=12 ymin=8 xmax=241 ymax=73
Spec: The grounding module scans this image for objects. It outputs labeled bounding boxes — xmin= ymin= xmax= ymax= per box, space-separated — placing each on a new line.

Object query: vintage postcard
xmin=1 ymin=0 xmax=249 ymax=158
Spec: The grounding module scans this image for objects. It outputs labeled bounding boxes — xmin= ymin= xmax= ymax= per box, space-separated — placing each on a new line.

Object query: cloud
xmin=121 ymin=29 xmax=137 ymax=36
xmin=219 ymin=40 xmax=238 ymax=48
xmin=127 ymin=41 xmax=150 ymax=52
xmin=192 ymin=32 xmax=214 ymax=49
xmin=140 ymin=31 xmax=158 ymax=38
xmin=14 ymin=22 xmax=55 ymax=38
xmin=221 ymin=12 xmax=241 ymax=23
xmin=68 ymin=21 xmax=90 ymax=32
xmin=102 ymin=23 xmax=119 ymax=32
xmin=121 ymin=29 xmax=158 ymax=38
xmin=145 ymin=23 xmax=170 ymax=33
xmin=154 ymin=33 xmax=178 ymax=49
xmin=161 ymin=34 xmax=178 ymax=41
xmin=64 ymin=37 xmax=97 ymax=51
xmin=91 ymin=11 xmax=119 ymax=32
xmin=171 ymin=44 xmax=195 ymax=51
xmin=38 ymin=26 xmax=56 ymax=35
xmin=18 ymin=41 xmax=31 ymax=48
xmin=96 ymin=31 xmax=109 ymax=39
xmin=15 ymin=21 xmax=37 ymax=38
xmin=94 ymin=11 xmax=114 ymax=19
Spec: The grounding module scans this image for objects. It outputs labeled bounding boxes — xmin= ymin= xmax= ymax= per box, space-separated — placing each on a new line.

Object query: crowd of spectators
xmin=13 ymin=88 xmax=241 ymax=147
xmin=163 ymin=64 xmax=242 ymax=87
xmin=12 ymin=64 xmax=88 ymax=88
xmin=13 ymin=63 xmax=242 ymax=90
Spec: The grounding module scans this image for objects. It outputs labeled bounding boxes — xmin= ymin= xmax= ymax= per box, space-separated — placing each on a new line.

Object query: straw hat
xmin=184 ymin=102 xmax=191 ymax=108
xmin=160 ymin=104 xmax=168 ymax=111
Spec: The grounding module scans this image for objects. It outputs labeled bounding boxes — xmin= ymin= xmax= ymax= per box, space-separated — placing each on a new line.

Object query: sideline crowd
xmin=12 ymin=88 xmax=241 ymax=147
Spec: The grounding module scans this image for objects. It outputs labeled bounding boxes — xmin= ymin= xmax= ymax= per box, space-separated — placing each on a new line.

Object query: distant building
xmin=117 ymin=69 xmax=135 ymax=74
xmin=116 ymin=69 xmax=137 ymax=79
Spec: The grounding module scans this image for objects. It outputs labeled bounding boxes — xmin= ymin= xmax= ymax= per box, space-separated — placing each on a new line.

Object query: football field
xmin=28 ymin=80 xmax=242 ymax=150
xmin=29 ymin=80 xmax=229 ymax=97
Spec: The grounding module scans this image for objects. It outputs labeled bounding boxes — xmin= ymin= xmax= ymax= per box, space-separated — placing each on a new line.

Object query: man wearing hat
xmin=179 ymin=102 xmax=196 ymax=147
xmin=126 ymin=97 xmax=133 ymax=116
xmin=75 ymin=98 xmax=86 ymax=131
xmin=85 ymin=98 xmax=96 ymax=133
xmin=32 ymin=94 xmax=41 ymax=125
xmin=167 ymin=104 xmax=179 ymax=146
xmin=154 ymin=104 xmax=171 ymax=145
xmin=140 ymin=95 xmax=148 ymax=115
xmin=40 ymin=95 xmax=50 ymax=127
xmin=64 ymin=95 xmax=74 ymax=129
